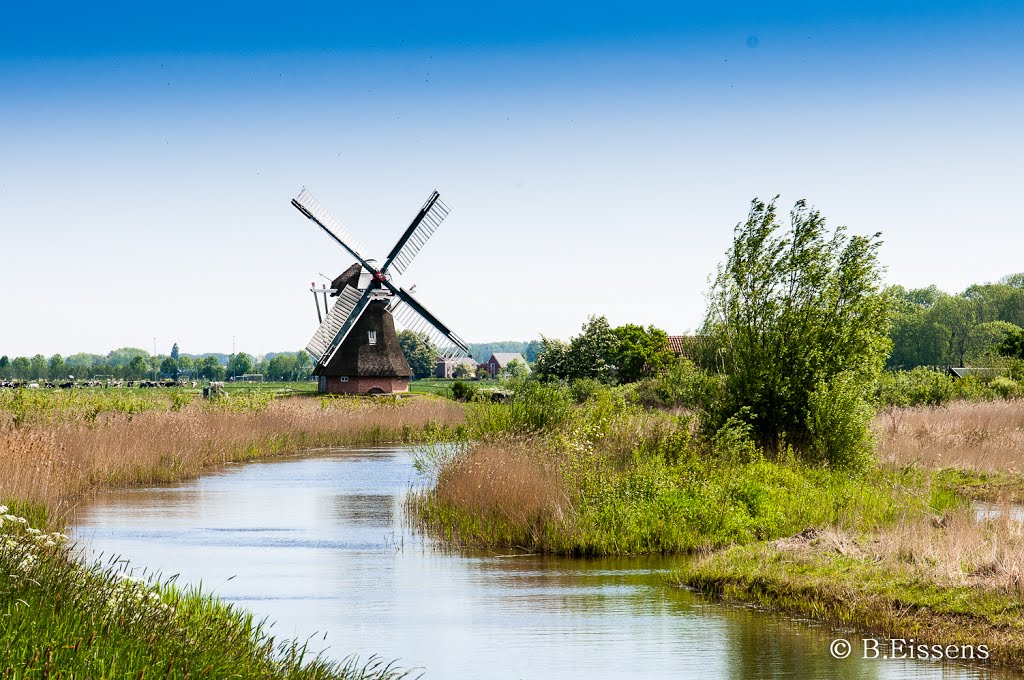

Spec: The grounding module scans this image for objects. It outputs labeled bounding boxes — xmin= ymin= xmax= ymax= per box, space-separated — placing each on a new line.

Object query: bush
xmin=634 ymin=358 xmax=723 ymax=410
xmin=991 ymin=376 xmax=1023 ymax=400
xmin=806 ymin=373 xmax=875 ymax=470
xmin=873 ymin=367 xmax=955 ymax=407
xmin=450 ymin=380 xmax=477 ymax=402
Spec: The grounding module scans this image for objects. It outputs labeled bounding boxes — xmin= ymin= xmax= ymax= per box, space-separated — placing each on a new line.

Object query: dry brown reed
xmin=787 ymin=507 xmax=1024 ymax=597
xmin=0 ymin=396 xmax=464 ymax=523
xmin=875 ymin=400 xmax=1024 ymax=472
xmin=434 ymin=439 xmax=571 ymax=529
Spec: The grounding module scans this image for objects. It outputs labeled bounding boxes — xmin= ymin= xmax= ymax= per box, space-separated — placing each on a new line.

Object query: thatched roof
xmin=330 ymin=263 xmax=363 ymax=296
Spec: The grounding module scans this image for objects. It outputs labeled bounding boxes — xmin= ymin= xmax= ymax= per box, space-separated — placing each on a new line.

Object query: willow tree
xmin=703 ymin=197 xmax=893 ymax=468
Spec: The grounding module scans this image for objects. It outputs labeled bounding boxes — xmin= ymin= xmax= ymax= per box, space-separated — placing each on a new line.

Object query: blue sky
xmin=2 ymin=1 xmax=1023 ymax=357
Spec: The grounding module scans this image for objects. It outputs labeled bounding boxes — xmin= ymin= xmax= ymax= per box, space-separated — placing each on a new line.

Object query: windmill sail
xmin=388 ymin=286 xmax=469 ymax=360
xmin=382 ymin=191 xmax=451 ymax=275
xmin=305 ymin=284 xmax=367 ymax=364
xmin=293 ymin=188 xmax=371 ymax=266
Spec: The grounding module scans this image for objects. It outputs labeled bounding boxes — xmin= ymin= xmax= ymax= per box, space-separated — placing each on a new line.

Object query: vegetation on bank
xmin=0 ymin=389 xmax=464 ymax=526
xmin=0 ymin=506 xmax=409 ymax=679
xmin=675 ymin=508 xmax=1024 ymax=669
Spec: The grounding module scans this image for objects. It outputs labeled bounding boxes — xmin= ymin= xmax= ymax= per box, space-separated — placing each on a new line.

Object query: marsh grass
xmin=677 ymin=507 xmax=1024 ymax=670
xmin=875 ymin=400 xmax=1024 ymax=472
xmin=411 ymin=384 xmax=958 ymax=555
xmin=0 ymin=506 xmax=412 ymax=679
xmin=0 ymin=394 xmax=465 ymax=524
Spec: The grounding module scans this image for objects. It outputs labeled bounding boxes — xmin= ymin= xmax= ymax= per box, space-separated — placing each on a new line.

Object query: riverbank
xmin=0 ymin=390 xmax=464 ymax=526
xmin=670 ymin=399 xmax=1024 ymax=671
xmin=0 ymin=504 xmax=409 ymax=678
xmin=408 ymin=382 xmax=964 ymax=556
xmin=674 ymin=508 xmax=1024 ymax=670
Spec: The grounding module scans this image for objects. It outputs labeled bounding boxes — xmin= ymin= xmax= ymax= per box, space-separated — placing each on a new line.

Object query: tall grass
xmin=0 ymin=394 xmax=465 ymax=524
xmin=874 ymin=400 xmax=1024 ymax=472
xmin=411 ymin=382 xmax=956 ymax=555
xmin=0 ymin=506 xmax=411 ymax=678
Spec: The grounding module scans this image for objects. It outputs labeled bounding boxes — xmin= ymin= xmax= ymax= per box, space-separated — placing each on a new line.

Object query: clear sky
xmin=2 ymin=1 xmax=1022 ymax=358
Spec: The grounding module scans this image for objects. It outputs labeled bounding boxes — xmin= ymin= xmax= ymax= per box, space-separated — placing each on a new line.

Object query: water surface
xmin=72 ymin=447 xmax=1017 ymax=679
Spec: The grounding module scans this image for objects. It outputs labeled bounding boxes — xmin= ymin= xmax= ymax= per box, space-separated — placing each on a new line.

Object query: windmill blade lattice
xmin=390 ymin=296 xmax=469 ymax=360
xmin=383 ymin=192 xmax=451 ymax=275
xmin=305 ymin=285 xmax=367 ymax=364
xmin=293 ymin=188 xmax=370 ymax=264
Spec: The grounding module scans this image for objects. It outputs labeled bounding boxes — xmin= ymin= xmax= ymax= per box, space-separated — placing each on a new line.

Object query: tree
xmin=0 ymin=355 xmax=9 ymax=379
xmin=611 ymin=324 xmax=675 ymax=383
xmin=30 ymin=354 xmax=47 ymax=380
xmin=126 ymin=355 xmax=148 ymax=380
xmin=535 ymin=317 xmax=620 ymax=383
xmin=267 ymin=354 xmax=297 ymax=381
xmin=160 ymin=357 xmax=179 ymax=379
xmin=227 ymin=353 xmax=253 ymax=378
xmin=170 ymin=343 xmax=180 ymax=361
xmin=453 ymin=363 xmax=474 ymax=379
xmin=294 ymin=351 xmax=313 ymax=380
xmin=397 ymin=330 xmax=436 ymax=379
xmin=48 ymin=354 xmax=66 ymax=380
xmin=503 ymin=358 xmax=527 ymax=379
xmin=177 ymin=355 xmax=195 ymax=379
xmin=703 ymin=197 xmax=891 ymax=467
xmin=11 ymin=357 xmax=31 ymax=380
xmin=999 ymin=326 xmax=1024 ymax=360
xmin=197 ymin=355 xmax=226 ymax=381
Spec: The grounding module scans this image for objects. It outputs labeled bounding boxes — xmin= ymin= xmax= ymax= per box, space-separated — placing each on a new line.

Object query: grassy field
xmin=408 ymin=378 xmax=501 ymax=396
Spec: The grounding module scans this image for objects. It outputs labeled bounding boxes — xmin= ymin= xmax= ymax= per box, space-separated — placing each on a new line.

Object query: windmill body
xmin=293 ymin=189 xmax=470 ymax=395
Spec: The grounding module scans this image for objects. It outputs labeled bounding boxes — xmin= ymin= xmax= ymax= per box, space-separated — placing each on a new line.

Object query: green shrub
xmin=449 ymin=380 xmax=477 ymax=402
xmin=806 ymin=373 xmax=875 ymax=470
xmin=990 ymin=376 xmax=1023 ymax=399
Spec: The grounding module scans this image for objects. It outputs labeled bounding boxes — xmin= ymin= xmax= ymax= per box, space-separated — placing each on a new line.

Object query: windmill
xmin=292 ymin=188 xmax=471 ymax=394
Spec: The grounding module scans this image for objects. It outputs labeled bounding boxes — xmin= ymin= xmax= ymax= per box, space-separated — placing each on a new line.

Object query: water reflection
xmin=71 ymin=447 xmax=1018 ymax=680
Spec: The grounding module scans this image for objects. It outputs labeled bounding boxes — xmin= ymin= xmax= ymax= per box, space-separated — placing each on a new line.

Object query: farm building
xmin=484 ymin=352 xmax=530 ymax=379
xmin=435 ymin=356 xmax=480 ymax=379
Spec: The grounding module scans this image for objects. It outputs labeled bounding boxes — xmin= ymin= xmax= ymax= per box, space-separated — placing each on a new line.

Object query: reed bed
xmin=875 ymin=400 xmax=1024 ymax=472
xmin=0 ymin=395 xmax=464 ymax=524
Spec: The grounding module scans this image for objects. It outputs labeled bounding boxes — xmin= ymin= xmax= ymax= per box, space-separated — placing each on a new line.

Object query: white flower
xmin=0 ymin=505 xmax=7 ymax=513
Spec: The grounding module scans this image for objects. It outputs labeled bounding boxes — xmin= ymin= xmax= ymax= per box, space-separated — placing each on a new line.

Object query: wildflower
xmin=0 ymin=505 xmax=6 ymax=513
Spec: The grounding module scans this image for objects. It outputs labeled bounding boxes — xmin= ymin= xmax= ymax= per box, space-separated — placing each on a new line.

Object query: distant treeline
xmin=0 ymin=344 xmax=314 ymax=382
xmin=0 ymin=340 xmax=547 ymax=382
xmin=889 ymin=273 xmax=1024 ymax=369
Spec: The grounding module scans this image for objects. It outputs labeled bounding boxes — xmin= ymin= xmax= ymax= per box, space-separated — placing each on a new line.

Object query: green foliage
xmin=170 ymin=342 xmax=179 ymax=360
xmin=502 ymin=358 xmax=527 ymax=379
xmin=449 ymin=380 xmax=477 ymax=402
xmin=888 ymin=276 xmax=1024 ymax=369
xmin=397 ymin=330 xmax=436 ymax=379
xmin=197 ymin=355 xmax=226 ymax=381
xmin=702 ymin=197 xmax=891 ymax=466
xmin=610 ymin=324 xmax=676 ymax=383
xmin=633 ymin=358 xmax=724 ymax=410
xmin=227 ymin=352 xmax=254 ymax=378
xmin=999 ymin=325 xmax=1024 ymax=361
xmin=126 ymin=355 xmax=148 ymax=380
xmin=535 ymin=316 xmax=674 ymax=384
xmin=873 ymin=367 xmax=955 ymax=407
xmin=417 ymin=379 xmax=953 ymax=555
xmin=159 ymin=356 xmax=178 ymax=379
xmin=806 ymin=372 xmax=875 ymax=469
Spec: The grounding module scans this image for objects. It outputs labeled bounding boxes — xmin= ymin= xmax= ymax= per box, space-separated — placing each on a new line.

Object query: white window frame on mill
xmin=368 ymin=330 xmax=378 ymax=345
